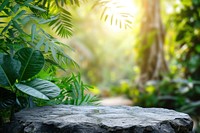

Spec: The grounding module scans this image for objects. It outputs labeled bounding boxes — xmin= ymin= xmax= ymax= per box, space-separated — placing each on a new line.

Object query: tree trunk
xmin=137 ymin=0 xmax=168 ymax=88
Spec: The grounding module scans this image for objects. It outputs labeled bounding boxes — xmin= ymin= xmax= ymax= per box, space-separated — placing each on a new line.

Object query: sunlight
xmin=104 ymin=0 xmax=139 ymax=32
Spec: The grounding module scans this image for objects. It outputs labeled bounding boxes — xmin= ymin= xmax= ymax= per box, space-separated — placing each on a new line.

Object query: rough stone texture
xmin=3 ymin=105 xmax=193 ymax=133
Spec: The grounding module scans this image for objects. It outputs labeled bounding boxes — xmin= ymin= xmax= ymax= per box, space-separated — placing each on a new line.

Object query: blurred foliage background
xmin=63 ymin=0 xmax=200 ymax=132
xmin=0 ymin=0 xmax=200 ymax=132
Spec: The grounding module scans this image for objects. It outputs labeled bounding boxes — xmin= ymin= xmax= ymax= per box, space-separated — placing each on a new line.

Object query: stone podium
xmin=3 ymin=105 xmax=193 ymax=133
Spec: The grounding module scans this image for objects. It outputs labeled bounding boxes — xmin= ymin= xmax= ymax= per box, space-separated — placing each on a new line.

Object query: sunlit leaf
xmin=12 ymin=10 xmax=26 ymax=21
xmin=36 ymin=36 xmax=44 ymax=49
xmin=94 ymin=0 xmax=133 ymax=29
xmin=25 ymin=3 xmax=46 ymax=12
xmin=15 ymin=83 xmax=49 ymax=100
xmin=31 ymin=24 xmax=36 ymax=42
xmin=49 ymin=8 xmax=73 ymax=38
xmin=15 ymin=78 xmax=60 ymax=100
xmin=25 ymin=78 xmax=60 ymax=99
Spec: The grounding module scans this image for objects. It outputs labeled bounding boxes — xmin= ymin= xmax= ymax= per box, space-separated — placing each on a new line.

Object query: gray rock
xmin=3 ymin=105 xmax=193 ymax=133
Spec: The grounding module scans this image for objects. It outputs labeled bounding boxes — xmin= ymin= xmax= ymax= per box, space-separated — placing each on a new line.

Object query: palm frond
xmin=36 ymin=0 xmax=89 ymax=38
xmin=49 ymin=8 xmax=73 ymax=38
xmin=93 ymin=0 xmax=133 ymax=29
xmin=30 ymin=28 xmax=79 ymax=69
xmin=54 ymin=0 xmax=87 ymax=6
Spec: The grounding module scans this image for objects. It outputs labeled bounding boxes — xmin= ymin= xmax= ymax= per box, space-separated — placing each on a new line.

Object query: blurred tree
xmin=137 ymin=0 xmax=168 ymax=88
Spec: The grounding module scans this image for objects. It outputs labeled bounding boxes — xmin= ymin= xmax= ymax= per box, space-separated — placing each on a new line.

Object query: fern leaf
xmin=54 ymin=0 xmax=85 ymax=6
xmin=0 ymin=0 xmax=9 ymax=12
xmin=49 ymin=8 xmax=73 ymax=38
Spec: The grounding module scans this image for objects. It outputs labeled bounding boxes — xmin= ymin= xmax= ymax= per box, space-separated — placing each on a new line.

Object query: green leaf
xmin=0 ymin=54 xmax=21 ymax=87
xmin=44 ymin=42 xmax=49 ymax=53
xmin=15 ymin=83 xmax=49 ymax=100
xmin=45 ymin=59 xmax=66 ymax=71
xmin=1 ymin=21 xmax=11 ymax=34
xmin=25 ymin=78 xmax=60 ymax=99
xmin=12 ymin=20 xmax=24 ymax=33
xmin=70 ymin=0 xmax=80 ymax=6
xmin=36 ymin=36 xmax=44 ymax=49
xmin=15 ymin=48 xmax=45 ymax=81
xmin=13 ymin=10 xmax=26 ymax=21
xmin=39 ymin=16 xmax=58 ymax=24
xmin=50 ymin=45 xmax=58 ymax=62
xmin=21 ymin=16 xmax=30 ymax=25
xmin=12 ymin=3 xmax=20 ymax=13
xmin=15 ymin=78 xmax=60 ymax=100
xmin=49 ymin=8 xmax=73 ymax=38
xmin=31 ymin=24 xmax=36 ymax=42
xmin=0 ymin=15 xmax=8 ymax=18
xmin=0 ymin=0 xmax=9 ymax=12
xmin=0 ymin=88 xmax=16 ymax=109
xmin=26 ymin=3 xmax=46 ymax=12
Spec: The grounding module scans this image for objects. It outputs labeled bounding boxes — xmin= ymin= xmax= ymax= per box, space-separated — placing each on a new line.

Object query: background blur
xmin=55 ymin=0 xmax=200 ymax=131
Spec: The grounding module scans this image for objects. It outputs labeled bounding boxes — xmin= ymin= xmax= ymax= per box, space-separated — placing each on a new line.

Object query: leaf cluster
xmin=169 ymin=0 xmax=200 ymax=80
xmin=0 ymin=48 xmax=60 ymax=110
xmin=34 ymin=73 xmax=99 ymax=106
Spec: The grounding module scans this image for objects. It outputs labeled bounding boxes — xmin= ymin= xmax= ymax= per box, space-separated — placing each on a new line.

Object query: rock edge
xmin=2 ymin=105 xmax=193 ymax=133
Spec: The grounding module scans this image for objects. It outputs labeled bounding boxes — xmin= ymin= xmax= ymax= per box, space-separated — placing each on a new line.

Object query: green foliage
xmin=35 ymin=73 xmax=99 ymax=106
xmin=24 ymin=78 xmax=60 ymax=99
xmin=0 ymin=1 xmax=102 ymax=127
xmin=0 ymin=88 xmax=16 ymax=109
xmin=15 ymin=48 xmax=45 ymax=81
xmin=63 ymin=74 xmax=99 ymax=105
xmin=15 ymin=78 xmax=60 ymax=100
xmin=36 ymin=0 xmax=81 ymax=38
xmin=0 ymin=54 xmax=21 ymax=86
xmin=110 ymin=77 xmax=200 ymax=116
xmin=0 ymin=48 xmax=60 ymax=110
xmin=165 ymin=1 xmax=200 ymax=131
xmin=0 ymin=0 xmax=77 ymax=68
xmin=169 ymin=0 xmax=200 ymax=80
xmin=49 ymin=8 xmax=73 ymax=38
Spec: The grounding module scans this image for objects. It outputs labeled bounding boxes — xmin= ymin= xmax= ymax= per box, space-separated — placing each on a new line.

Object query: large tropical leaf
xmin=15 ymin=78 xmax=60 ymax=100
xmin=15 ymin=83 xmax=49 ymax=100
xmin=0 ymin=54 xmax=21 ymax=87
xmin=15 ymin=48 xmax=45 ymax=81
xmin=0 ymin=88 xmax=16 ymax=109
xmin=26 ymin=78 xmax=60 ymax=99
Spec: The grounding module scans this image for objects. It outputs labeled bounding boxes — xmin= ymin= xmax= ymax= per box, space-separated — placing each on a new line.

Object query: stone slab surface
xmin=3 ymin=105 xmax=193 ymax=133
